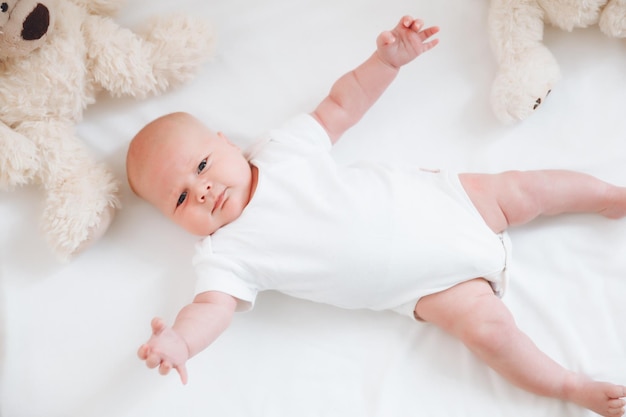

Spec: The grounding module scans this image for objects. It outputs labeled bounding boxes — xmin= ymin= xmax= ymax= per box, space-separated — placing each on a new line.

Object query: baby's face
xmin=128 ymin=113 xmax=255 ymax=236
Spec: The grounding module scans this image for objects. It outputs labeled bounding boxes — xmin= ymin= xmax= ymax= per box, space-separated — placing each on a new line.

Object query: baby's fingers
xmin=137 ymin=344 xmax=150 ymax=360
xmin=175 ymin=363 xmax=189 ymax=385
xmin=419 ymin=26 xmax=440 ymax=41
xmin=150 ymin=317 xmax=167 ymax=335
xmin=144 ymin=350 xmax=165 ymax=369
xmin=158 ymin=360 xmax=173 ymax=376
xmin=414 ymin=25 xmax=440 ymax=53
xmin=406 ymin=17 xmax=423 ymax=31
xmin=158 ymin=361 xmax=189 ymax=385
xmin=138 ymin=344 xmax=162 ymax=369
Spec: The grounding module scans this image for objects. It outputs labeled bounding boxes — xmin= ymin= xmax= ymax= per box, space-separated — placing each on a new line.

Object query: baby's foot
xmin=598 ymin=186 xmax=626 ymax=219
xmin=565 ymin=374 xmax=625 ymax=417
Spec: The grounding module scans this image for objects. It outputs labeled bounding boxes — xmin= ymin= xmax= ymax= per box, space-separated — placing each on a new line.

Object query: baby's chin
xmin=188 ymin=226 xmax=215 ymax=237
xmin=185 ymin=220 xmax=223 ymax=237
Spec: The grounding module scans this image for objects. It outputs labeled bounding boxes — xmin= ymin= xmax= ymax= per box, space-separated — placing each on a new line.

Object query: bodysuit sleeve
xmin=192 ymin=238 xmax=257 ymax=312
xmin=270 ymin=113 xmax=332 ymax=151
xmin=245 ymin=113 xmax=331 ymax=161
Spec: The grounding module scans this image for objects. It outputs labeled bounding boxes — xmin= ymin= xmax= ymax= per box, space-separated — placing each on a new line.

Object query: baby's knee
xmin=494 ymin=170 xmax=544 ymax=226
xmin=458 ymin=297 xmax=518 ymax=356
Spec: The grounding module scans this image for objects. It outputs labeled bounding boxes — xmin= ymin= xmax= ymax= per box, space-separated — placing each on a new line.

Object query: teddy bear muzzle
xmin=21 ymin=3 xmax=49 ymax=40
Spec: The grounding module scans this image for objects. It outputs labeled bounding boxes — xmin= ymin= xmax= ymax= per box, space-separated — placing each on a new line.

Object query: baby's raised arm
xmin=137 ymin=291 xmax=237 ymax=384
xmin=312 ymin=16 xmax=439 ymax=142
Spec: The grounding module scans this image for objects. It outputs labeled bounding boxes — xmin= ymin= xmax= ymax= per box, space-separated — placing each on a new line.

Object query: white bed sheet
xmin=2 ymin=0 xmax=626 ymax=416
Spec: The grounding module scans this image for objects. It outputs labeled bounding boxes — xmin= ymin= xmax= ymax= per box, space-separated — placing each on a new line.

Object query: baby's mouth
xmin=212 ymin=189 xmax=226 ymax=213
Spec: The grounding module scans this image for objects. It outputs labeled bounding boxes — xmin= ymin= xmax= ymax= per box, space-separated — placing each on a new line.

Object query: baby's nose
xmin=195 ymin=180 xmax=212 ymax=202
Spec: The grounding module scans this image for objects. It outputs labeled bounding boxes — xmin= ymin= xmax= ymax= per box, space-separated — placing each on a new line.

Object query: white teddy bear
xmin=488 ymin=0 xmax=626 ymax=123
xmin=0 ymin=0 xmax=213 ymax=260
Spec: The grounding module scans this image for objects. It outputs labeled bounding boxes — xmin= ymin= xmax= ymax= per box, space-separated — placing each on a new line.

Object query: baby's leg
xmin=414 ymin=279 xmax=626 ymax=417
xmin=459 ymin=170 xmax=626 ymax=233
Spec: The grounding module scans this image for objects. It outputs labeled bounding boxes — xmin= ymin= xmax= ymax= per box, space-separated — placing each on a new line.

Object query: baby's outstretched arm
xmin=312 ymin=16 xmax=439 ymax=142
xmin=137 ymin=291 xmax=237 ymax=384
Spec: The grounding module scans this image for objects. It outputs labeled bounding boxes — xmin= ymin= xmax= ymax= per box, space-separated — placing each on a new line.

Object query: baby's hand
xmin=137 ymin=317 xmax=190 ymax=384
xmin=376 ymin=16 xmax=439 ymax=69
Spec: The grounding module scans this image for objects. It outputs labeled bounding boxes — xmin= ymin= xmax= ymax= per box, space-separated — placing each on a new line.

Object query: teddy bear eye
xmin=1 ymin=3 xmax=8 ymax=13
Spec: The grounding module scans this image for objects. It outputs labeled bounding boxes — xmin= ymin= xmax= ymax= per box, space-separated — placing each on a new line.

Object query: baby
xmin=127 ymin=16 xmax=626 ymax=417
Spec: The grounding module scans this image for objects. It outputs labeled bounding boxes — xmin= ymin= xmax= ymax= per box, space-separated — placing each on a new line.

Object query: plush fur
xmin=488 ymin=0 xmax=626 ymax=123
xmin=0 ymin=0 xmax=213 ymax=260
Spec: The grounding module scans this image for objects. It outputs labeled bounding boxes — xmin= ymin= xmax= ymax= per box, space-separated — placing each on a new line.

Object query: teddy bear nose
xmin=21 ymin=3 xmax=49 ymax=41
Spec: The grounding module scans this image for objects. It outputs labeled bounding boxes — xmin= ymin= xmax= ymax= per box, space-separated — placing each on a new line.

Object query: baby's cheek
xmin=219 ymin=201 xmax=241 ymax=229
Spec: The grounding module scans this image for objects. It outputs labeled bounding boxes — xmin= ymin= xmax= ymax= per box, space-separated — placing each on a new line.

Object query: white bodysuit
xmin=193 ymin=114 xmax=510 ymax=319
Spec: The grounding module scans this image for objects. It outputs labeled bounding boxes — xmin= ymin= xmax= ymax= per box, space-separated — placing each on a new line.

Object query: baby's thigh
xmin=414 ymin=278 xmax=509 ymax=335
xmin=458 ymin=173 xmax=509 ymax=233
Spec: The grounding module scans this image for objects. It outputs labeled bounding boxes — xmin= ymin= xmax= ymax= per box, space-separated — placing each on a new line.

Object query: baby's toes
xmin=608 ymin=398 xmax=625 ymax=415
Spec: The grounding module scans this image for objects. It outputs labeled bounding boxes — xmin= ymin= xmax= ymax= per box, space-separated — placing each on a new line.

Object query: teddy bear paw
xmin=139 ymin=13 xmax=215 ymax=87
xmin=69 ymin=204 xmax=116 ymax=257
xmin=41 ymin=163 xmax=120 ymax=260
xmin=0 ymin=136 xmax=40 ymax=189
xmin=599 ymin=1 xmax=626 ymax=38
xmin=46 ymin=201 xmax=118 ymax=262
xmin=490 ymin=47 xmax=561 ymax=123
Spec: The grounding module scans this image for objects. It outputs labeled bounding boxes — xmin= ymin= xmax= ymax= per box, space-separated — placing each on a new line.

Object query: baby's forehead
xmin=163 ymin=117 xmax=211 ymax=143
xmin=139 ymin=125 xmax=189 ymax=153
xmin=131 ymin=115 xmax=213 ymax=167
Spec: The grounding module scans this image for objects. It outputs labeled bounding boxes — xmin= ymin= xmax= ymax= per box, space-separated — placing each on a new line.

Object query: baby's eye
xmin=197 ymin=158 xmax=208 ymax=174
xmin=1 ymin=3 xmax=8 ymax=13
xmin=176 ymin=191 xmax=187 ymax=208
